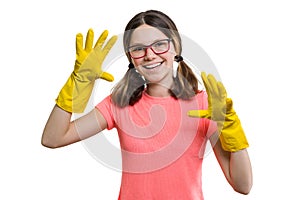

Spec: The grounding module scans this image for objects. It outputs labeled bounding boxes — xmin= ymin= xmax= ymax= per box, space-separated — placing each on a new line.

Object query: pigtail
xmin=170 ymin=60 xmax=199 ymax=99
xmin=111 ymin=67 xmax=146 ymax=107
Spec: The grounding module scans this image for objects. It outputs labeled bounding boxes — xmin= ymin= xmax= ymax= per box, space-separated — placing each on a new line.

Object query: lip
xmin=142 ymin=61 xmax=163 ymax=69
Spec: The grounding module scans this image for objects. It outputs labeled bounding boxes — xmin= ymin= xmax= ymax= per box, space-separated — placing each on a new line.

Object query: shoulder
xmin=194 ymin=90 xmax=208 ymax=109
xmin=195 ymin=90 xmax=208 ymax=99
xmin=95 ymin=94 xmax=113 ymax=110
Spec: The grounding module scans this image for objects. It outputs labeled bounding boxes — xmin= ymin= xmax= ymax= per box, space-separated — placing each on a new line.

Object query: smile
xmin=143 ymin=62 xmax=163 ymax=69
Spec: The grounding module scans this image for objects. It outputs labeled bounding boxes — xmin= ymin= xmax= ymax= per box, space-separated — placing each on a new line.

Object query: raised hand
xmin=188 ymin=72 xmax=249 ymax=152
xmin=56 ymin=29 xmax=117 ymax=113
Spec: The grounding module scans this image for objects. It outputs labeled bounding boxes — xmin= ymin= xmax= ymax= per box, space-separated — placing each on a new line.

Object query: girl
xmin=42 ymin=10 xmax=252 ymax=200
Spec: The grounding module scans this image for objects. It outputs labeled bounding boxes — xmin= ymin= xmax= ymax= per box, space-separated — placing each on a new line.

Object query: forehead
xmin=129 ymin=24 xmax=168 ymax=45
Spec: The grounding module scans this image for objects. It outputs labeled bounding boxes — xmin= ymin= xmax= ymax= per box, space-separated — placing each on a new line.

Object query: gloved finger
xmin=76 ymin=33 xmax=83 ymax=57
xmin=207 ymin=74 xmax=219 ymax=97
xmin=201 ymin=72 xmax=213 ymax=95
xmin=187 ymin=110 xmax=211 ymax=119
xmin=217 ymin=81 xmax=227 ymax=100
xmin=85 ymin=29 xmax=94 ymax=52
xmin=225 ymin=98 xmax=234 ymax=112
xmin=95 ymin=30 xmax=109 ymax=49
xmin=100 ymin=35 xmax=118 ymax=58
xmin=100 ymin=71 xmax=114 ymax=82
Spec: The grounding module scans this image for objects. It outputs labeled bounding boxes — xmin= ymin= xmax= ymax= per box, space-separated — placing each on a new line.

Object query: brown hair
xmin=111 ymin=10 xmax=199 ymax=107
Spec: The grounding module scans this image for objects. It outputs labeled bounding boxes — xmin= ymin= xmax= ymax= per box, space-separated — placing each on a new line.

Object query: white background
xmin=1 ymin=0 xmax=300 ymax=199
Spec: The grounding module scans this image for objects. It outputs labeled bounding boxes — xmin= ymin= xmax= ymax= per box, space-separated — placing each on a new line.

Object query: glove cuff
xmin=218 ymin=114 xmax=249 ymax=152
xmin=55 ymin=74 xmax=94 ymax=113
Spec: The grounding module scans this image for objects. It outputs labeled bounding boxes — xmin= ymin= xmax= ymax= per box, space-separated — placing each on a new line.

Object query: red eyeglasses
xmin=128 ymin=39 xmax=172 ymax=59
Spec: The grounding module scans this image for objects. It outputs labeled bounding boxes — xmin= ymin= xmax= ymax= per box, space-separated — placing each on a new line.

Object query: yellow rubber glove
xmin=188 ymin=72 xmax=249 ymax=152
xmin=56 ymin=29 xmax=117 ymax=113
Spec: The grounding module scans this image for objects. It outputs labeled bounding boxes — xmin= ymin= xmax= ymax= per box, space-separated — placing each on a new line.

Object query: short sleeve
xmin=95 ymin=95 xmax=115 ymax=130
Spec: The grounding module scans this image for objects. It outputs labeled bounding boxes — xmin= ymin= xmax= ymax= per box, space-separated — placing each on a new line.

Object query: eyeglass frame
xmin=127 ymin=38 xmax=172 ymax=59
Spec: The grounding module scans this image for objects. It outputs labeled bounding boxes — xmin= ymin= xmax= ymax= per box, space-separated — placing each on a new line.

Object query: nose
xmin=144 ymin=47 xmax=156 ymax=60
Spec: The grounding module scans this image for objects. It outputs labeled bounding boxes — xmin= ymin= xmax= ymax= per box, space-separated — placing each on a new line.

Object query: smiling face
xmin=129 ymin=24 xmax=176 ymax=87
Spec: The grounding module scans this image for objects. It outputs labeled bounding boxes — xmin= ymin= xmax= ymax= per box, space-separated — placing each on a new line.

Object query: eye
xmin=153 ymin=41 xmax=167 ymax=47
xmin=130 ymin=46 xmax=144 ymax=52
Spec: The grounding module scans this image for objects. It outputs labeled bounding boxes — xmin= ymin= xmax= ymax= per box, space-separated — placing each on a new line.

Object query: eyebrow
xmin=129 ymin=38 xmax=169 ymax=47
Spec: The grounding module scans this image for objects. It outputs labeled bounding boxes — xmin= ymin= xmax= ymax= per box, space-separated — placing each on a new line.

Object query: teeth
xmin=144 ymin=62 xmax=161 ymax=69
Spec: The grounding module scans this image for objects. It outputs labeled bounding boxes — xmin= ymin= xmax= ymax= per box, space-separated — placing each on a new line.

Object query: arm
xmin=188 ymin=72 xmax=252 ymax=194
xmin=210 ymin=132 xmax=252 ymax=194
xmin=41 ymin=29 xmax=117 ymax=148
xmin=41 ymin=106 xmax=107 ymax=148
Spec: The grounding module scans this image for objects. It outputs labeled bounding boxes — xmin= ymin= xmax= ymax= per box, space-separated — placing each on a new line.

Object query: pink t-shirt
xmin=96 ymin=91 xmax=217 ymax=200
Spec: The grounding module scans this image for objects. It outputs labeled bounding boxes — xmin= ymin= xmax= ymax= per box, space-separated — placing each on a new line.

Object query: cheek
xmin=168 ymin=45 xmax=176 ymax=62
xmin=164 ymin=53 xmax=176 ymax=67
xmin=131 ymin=58 xmax=142 ymax=67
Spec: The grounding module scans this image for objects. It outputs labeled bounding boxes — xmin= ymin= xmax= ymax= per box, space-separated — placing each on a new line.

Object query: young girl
xmin=42 ymin=10 xmax=252 ymax=200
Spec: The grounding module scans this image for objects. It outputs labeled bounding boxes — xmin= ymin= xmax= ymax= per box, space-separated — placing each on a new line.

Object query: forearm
xmin=41 ymin=105 xmax=72 ymax=148
xmin=229 ymin=149 xmax=253 ymax=194
xmin=212 ymin=137 xmax=253 ymax=195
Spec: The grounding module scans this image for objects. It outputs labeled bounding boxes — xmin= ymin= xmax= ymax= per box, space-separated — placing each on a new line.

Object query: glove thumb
xmin=188 ymin=110 xmax=210 ymax=118
xmin=99 ymin=71 xmax=114 ymax=82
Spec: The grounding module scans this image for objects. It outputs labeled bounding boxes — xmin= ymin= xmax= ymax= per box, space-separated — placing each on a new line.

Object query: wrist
xmin=218 ymin=116 xmax=249 ymax=152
